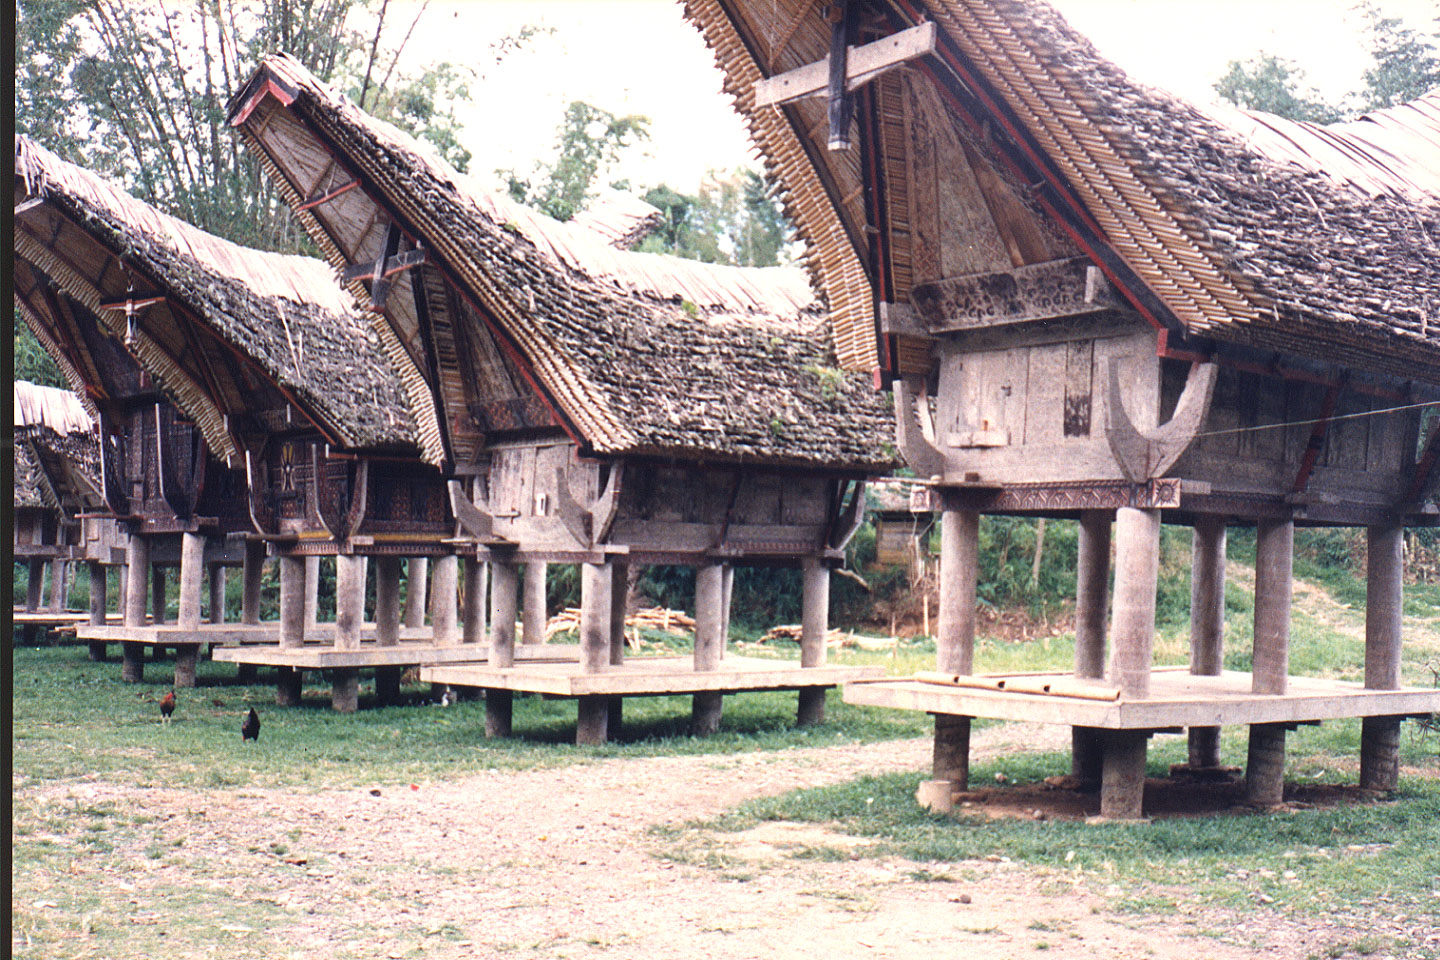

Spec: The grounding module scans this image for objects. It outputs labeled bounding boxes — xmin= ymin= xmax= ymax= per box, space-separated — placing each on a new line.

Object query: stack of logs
xmin=544 ymin=606 xmax=699 ymax=647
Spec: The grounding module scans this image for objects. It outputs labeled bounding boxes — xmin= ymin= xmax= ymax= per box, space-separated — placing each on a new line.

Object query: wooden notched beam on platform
xmin=554 ymin=462 xmax=625 ymax=547
xmin=1106 ymin=361 xmax=1218 ymax=483
xmin=753 ymin=21 xmax=937 ymax=108
xmin=911 ymin=258 xmax=1117 ymax=333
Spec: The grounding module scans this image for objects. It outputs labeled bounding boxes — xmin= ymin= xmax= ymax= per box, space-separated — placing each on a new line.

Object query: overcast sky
xmin=389 ymin=0 xmax=1437 ymax=195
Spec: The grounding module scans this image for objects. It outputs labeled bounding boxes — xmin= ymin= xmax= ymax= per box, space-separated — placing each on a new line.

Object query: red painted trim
xmin=230 ymin=78 xmax=296 ymax=127
xmin=296 ymin=178 xmax=361 ymax=211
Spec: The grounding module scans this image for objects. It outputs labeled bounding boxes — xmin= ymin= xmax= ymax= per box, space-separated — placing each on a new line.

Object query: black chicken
xmin=241 ymin=707 xmax=261 ymax=742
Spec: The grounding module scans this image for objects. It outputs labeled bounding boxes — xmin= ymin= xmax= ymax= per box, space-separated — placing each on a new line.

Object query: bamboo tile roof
xmin=13 ymin=380 xmax=99 ymax=511
xmin=569 ymin=191 xmax=666 ymax=249
xmin=14 ymin=136 xmax=417 ymax=458
xmin=683 ymin=0 xmax=1440 ymax=384
xmin=230 ymin=55 xmax=896 ymax=471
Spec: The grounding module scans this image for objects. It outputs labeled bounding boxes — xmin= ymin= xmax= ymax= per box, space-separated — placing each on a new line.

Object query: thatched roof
xmin=14 ymin=136 xmax=417 ymax=458
xmin=229 ymin=54 xmax=896 ymax=472
xmin=683 ymin=0 xmax=1440 ymax=384
xmin=13 ymin=380 xmax=100 ymax=511
xmin=570 ymin=191 xmax=666 ymax=249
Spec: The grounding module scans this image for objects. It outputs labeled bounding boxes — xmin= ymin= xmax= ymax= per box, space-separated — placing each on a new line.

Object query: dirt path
xmin=25 ymin=722 xmax=1406 ymax=960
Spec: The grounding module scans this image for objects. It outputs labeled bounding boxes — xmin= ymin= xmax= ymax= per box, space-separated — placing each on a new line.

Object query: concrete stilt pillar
xmin=523 ymin=561 xmax=548 ymax=645
xmin=241 ymin=540 xmax=266 ymax=625
xmin=374 ymin=556 xmax=403 ymax=705
xmin=177 ymin=532 xmax=204 ymax=630
xmin=1100 ymin=730 xmax=1150 ymax=819
xmin=931 ymin=500 xmax=979 ymax=795
xmin=798 ymin=557 xmax=830 ymax=726
xmin=404 ymin=557 xmax=429 ymax=628
xmin=1072 ymin=510 xmax=1111 ymax=783
xmin=26 ymin=558 xmax=45 ymax=613
xmin=691 ymin=562 xmax=725 ymax=737
xmin=608 ymin=561 xmax=629 ymax=735
xmin=151 ymin=564 xmax=168 ymax=625
xmin=1188 ymin=517 xmax=1227 ymax=769
xmin=431 ymin=555 xmax=459 ymax=645
xmin=208 ymin=564 xmax=227 ymax=624
xmin=462 ymin=558 xmax=487 ymax=644
xmin=1361 ymin=524 xmax=1404 ymax=791
xmin=122 ymin=536 xmax=150 ymax=683
xmin=88 ymin=561 xmax=108 ymax=661
xmin=485 ymin=561 xmax=519 ymax=739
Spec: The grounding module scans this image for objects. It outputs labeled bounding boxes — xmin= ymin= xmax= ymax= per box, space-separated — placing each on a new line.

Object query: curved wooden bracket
xmin=1106 ymin=360 xmax=1218 ymax=482
xmin=244 ymin=449 xmax=277 ymax=536
xmin=830 ymin=480 xmax=868 ymax=550
xmin=894 ymin=377 xmax=945 ymax=479
xmin=447 ymin=479 xmax=493 ymax=540
xmin=343 ymin=459 xmax=369 ymax=541
xmin=554 ymin=460 xmax=626 ymax=548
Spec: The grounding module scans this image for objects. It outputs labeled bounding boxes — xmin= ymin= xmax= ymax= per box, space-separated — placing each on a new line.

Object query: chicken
xmin=159 ymin=690 xmax=176 ymax=723
xmin=241 ymin=707 xmax=261 ymax=742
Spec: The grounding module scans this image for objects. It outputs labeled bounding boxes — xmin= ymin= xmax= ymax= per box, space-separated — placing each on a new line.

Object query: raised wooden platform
xmin=15 ymin=611 xmax=123 ymax=628
xmin=78 ymin=623 xmax=436 ymax=647
xmin=843 ymin=669 xmax=1440 ymax=728
xmin=420 ymin=656 xmax=883 ymax=697
xmin=213 ymin=641 xmax=576 ymax=669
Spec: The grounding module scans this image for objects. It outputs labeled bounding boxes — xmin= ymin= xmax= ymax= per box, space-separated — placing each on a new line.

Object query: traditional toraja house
xmin=12 ymin=380 xmax=129 ymax=644
xmin=15 ymin=135 xmax=537 ymax=709
xmin=226 ymin=54 xmax=895 ymax=743
xmin=682 ymin=0 xmax=1440 ymax=817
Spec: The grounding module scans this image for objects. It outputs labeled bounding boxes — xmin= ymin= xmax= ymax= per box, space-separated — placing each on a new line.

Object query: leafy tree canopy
xmin=501 ymin=100 xmax=651 ymax=222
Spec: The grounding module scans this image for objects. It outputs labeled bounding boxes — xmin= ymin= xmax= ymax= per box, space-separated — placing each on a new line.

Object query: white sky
xmin=387 ymin=0 xmax=1437 ymax=195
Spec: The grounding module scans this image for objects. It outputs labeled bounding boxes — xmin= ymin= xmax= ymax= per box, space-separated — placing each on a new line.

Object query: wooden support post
xmin=462 ymin=558 xmax=487 ymax=644
xmin=48 ymin=559 xmax=68 ymax=611
xmin=1107 ymin=507 xmax=1160 ymax=699
xmin=1252 ymin=518 xmax=1293 ymax=695
xmin=1072 ymin=510 xmax=1111 ymax=782
xmin=276 ymin=666 xmax=303 ymax=707
xmin=26 ymin=558 xmax=45 ymax=613
xmin=798 ymin=558 xmax=830 ymax=726
xmin=691 ymin=562 xmax=726 ymax=736
xmin=279 ymin=555 xmax=306 ymax=652
xmin=151 ymin=564 xmax=168 ymax=625
xmin=121 ymin=537 xmax=150 ymax=682
xmin=485 ymin=561 xmax=519 ymax=739
xmin=431 ymin=554 xmax=459 ymax=645
xmin=1100 ymin=730 xmax=1149 ymax=819
xmin=241 ymin=540 xmax=265 ymax=625
xmin=178 ymin=532 xmax=204 ymax=631
xmin=608 ymin=561 xmax=629 ymax=735
xmin=373 ymin=556 xmax=403 ymax=705
xmin=721 ymin=564 xmax=735 ymax=657
xmin=523 ymin=561 xmax=548 ymax=645
xmin=334 ymin=554 xmax=365 ymax=650
xmin=1361 ymin=524 xmax=1404 ymax=791
xmin=577 ymin=561 xmax=613 ymax=745
xmin=87 ymin=561 xmax=108 ymax=661
xmin=1245 ymin=724 xmax=1288 ymax=806
xmin=1188 ymin=517 xmax=1227 ymax=769
xmin=934 ymin=499 xmax=978 ymax=791
xmin=404 ymin=556 xmax=429 ymax=628
xmin=173 ymin=646 xmax=200 ymax=689
xmin=303 ymin=555 xmax=320 ymax=626
xmin=208 ymin=564 xmax=227 ymax=624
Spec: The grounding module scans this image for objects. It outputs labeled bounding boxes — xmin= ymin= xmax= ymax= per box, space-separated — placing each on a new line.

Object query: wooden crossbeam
xmin=341 ymin=246 xmax=427 ymax=284
xmin=297 ymin=178 xmax=361 ymax=211
xmin=910 ymin=257 xmax=1115 ymax=332
xmin=98 ymin=295 xmax=166 ymax=312
xmin=753 ymin=21 xmax=936 ymax=108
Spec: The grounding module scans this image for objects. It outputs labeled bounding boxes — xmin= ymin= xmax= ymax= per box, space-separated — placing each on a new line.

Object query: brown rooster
xmin=159 ymin=690 xmax=176 ymax=723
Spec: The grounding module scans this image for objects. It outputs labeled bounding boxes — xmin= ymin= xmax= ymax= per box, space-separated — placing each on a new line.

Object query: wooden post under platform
xmin=1071 ymin=509 xmax=1111 ymax=785
xmin=276 ymin=554 xmax=307 ymax=706
xmin=431 ymin=555 xmax=459 ymax=645
xmin=304 ymin=555 xmax=321 ymax=627
xmin=486 ymin=560 xmax=519 ymax=738
xmin=331 ymin=553 xmax=366 ymax=712
xmin=374 ymin=556 xmax=403 ymax=705
xmin=1246 ymin=517 xmax=1293 ymax=805
xmin=1100 ymin=507 xmax=1160 ymax=818
xmin=608 ymin=561 xmax=629 ymax=735
xmin=577 ymin=561 xmax=613 ymax=745
xmin=523 ymin=561 xmax=548 ymax=645
xmin=931 ymin=500 xmax=978 ymax=794
xmin=208 ymin=563 xmax=227 ymax=624
xmin=26 ymin=558 xmax=45 ymax=614
xmin=1361 ymin=524 xmax=1404 ymax=791
xmin=48 ymin=558 xmax=68 ymax=612
xmin=463 ymin=558 xmax=487 ymax=644
xmin=691 ymin=562 xmax=726 ymax=737
xmin=173 ymin=532 xmax=205 ymax=688
xmin=122 ymin=536 xmax=150 ymax=683
xmin=797 ymin=558 xmax=830 ymax=726
xmin=87 ymin=561 xmax=108 ymax=661
xmin=1188 ymin=516 xmax=1227 ymax=770
xmin=151 ymin=564 xmax=168 ymax=627
xmin=404 ymin=556 xmax=428 ymax=628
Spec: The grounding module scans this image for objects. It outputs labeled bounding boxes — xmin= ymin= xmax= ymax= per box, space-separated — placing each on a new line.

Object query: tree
xmin=14 ymin=322 xmax=67 ymax=390
xmin=14 ymin=0 xmax=531 ymax=252
xmin=1213 ymin=53 xmax=1344 ymax=122
xmin=636 ymin=169 xmax=792 ymax=268
xmin=1358 ymin=2 xmax=1440 ymax=110
xmin=501 ymin=100 xmax=651 ymax=222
